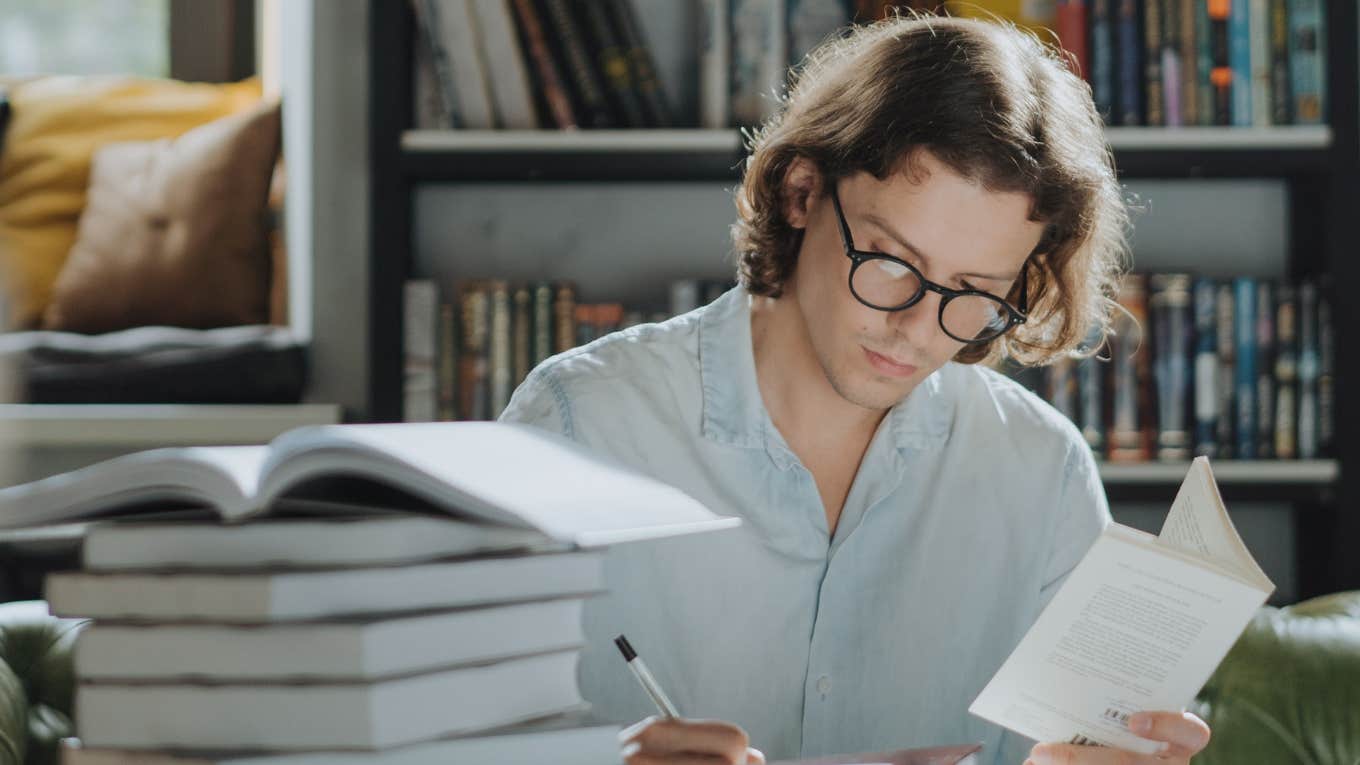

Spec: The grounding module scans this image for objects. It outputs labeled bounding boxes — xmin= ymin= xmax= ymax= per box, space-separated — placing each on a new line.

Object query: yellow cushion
xmin=0 ymin=76 xmax=262 ymax=328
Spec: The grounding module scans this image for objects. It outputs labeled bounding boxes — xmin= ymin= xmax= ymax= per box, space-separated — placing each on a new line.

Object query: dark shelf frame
xmin=368 ymin=1 xmax=1360 ymax=598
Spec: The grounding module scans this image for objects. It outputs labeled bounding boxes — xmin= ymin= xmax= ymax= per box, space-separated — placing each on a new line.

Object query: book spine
xmin=1195 ymin=0 xmax=1214 ymax=124
xmin=1109 ymin=274 xmax=1149 ymax=461
xmin=609 ymin=0 xmax=674 ymax=127
xmin=1116 ymin=0 xmax=1144 ymax=125
xmin=700 ymin=0 xmax=732 ymax=128
xmin=458 ymin=282 xmax=491 ymax=421
xmin=1143 ymin=0 xmax=1164 ymax=126
xmin=1161 ymin=0 xmax=1182 ymax=126
xmin=410 ymin=0 xmax=464 ymax=128
xmin=1208 ymin=0 xmax=1232 ymax=125
xmin=1269 ymin=0 xmax=1291 ymax=123
xmin=1047 ymin=356 xmax=1079 ymax=424
xmin=1178 ymin=0 xmax=1198 ymax=125
xmin=1078 ymin=349 xmax=1106 ymax=453
xmin=489 ymin=281 xmax=512 ymax=418
xmin=1317 ymin=288 xmax=1333 ymax=455
xmin=1248 ymin=0 xmax=1272 ymax=125
xmin=439 ymin=0 xmax=499 ymax=129
xmin=732 ymin=0 xmax=776 ymax=126
xmin=438 ymin=298 xmax=457 ymax=420
xmin=554 ymin=281 xmax=578 ymax=353
xmin=1273 ymin=283 xmax=1297 ymax=459
xmin=1233 ymin=277 xmax=1257 ymax=459
xmin=541 ymin=0 xmax=617 ymax=127
xmin=580 ymin=0 xmax=648 ymax=127
xmin=1192 ymin=277 xmax=1218 ymax=457
xmin=1090 ymin=0 xmax=1116 ymax=120
xmin=1287 ymin=0 xmax=1325 ymax=124
xmin=1056 ymin=1 xmax=1091 ymax=79
xmin=411 ymin=4 xmax=452 ymax=129
xmin=470 ymin=0 xmax=542 ymax=129
xmin=403 ymin=280 xmax=440 ymax=423
xmin=510 ymin=0 xmax=580 ymax=128
xmin=1296 ymin=279 xmax=1319 ymax=458
xmin=512 ymin=285 xmax=532 ymax=390
xmin=532 ymin=282 xmax=554 ymax=364
xmin=1254 ymin=280 xmax=1275 ymax=458
xmin=1151 ymin=274 xmax=1192 ymax=460
xmin=1228 ymin=0 xmax=1252 ymax=125
xmin=788 ymin=0 xmax=853 ymax=69
xmin=575 ymin=303 xmax=599 ymax=346
xmin=1214 ymin=281 xmax=1236 ymax=457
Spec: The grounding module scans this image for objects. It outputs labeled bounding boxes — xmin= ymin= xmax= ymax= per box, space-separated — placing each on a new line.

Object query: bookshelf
xmin=367 ymin=1 xmax=1360 ymax=598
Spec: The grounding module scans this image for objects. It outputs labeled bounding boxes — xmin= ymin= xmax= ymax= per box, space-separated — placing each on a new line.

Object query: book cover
xmin=1056 ymin=1 xmax=1090 ymax=80
xmin=1296 ymin=280 xmax=1319 ymax=458
xmin=1287 ymin=0 xmax=1325 ymax=124
xmin=1214 ymin=282 xmax=1237 ymax=457
xmin=1150 ymin=274 xmax=1192 ymax=460
xmin=1228 ymin=0 xmax=1252 ymax=125
xmin=1142 ymin=0 xmax=1164 ymax=126
xmin=509 ymin=0 xmax=580 ymax=128
xmin=1233 ymin=277 xmax=1257 ymax=459
xmin=1192 ymin=277 xmax=1219 ymax=457
xmin=1248 ymin=0 xmax=1272 ymax=125
xmin=539 ymin=0 xmax=618 ymax=128
xmin=1090 ymin=0 xmax=1116 ymax=120
xmin=1273 ymin=283 xmax=1297 ymax=459
xmin=1208 ymin=0 xmax=1232 ymax=125
xmin=1254 ymin=280 xmax=1275 ymax=458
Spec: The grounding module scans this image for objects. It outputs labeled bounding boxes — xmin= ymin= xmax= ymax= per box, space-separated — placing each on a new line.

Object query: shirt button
xmin=816 ymin=674 xmax=832 ymax=695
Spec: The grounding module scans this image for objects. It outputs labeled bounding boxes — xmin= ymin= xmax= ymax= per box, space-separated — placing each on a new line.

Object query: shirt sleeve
xmin=497 ymin=364 xmax=573 ymax=439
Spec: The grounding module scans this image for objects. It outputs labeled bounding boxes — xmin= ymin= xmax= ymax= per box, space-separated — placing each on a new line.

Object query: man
xmin=500 ymin=13 xmax=1212 ymax=765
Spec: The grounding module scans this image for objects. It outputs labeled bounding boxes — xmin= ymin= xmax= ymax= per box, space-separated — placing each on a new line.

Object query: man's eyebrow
xmin=862 ymin=211 xmax=1020 ymax=282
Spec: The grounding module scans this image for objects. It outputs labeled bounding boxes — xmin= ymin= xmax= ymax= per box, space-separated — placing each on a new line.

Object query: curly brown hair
xmin=732 ymin=13 xmax=1129 ymax=365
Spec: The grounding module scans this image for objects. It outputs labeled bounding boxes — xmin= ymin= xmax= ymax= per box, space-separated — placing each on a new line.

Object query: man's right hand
xmin=620 ymin=716 xmax=766 ymax=765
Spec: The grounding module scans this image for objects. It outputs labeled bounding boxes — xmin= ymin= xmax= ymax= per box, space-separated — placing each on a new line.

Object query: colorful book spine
xmin=1192 ymin=277 xmax=1219 ymax=457
xmin=458 ymin=282 xmax=491 ymax=421
xmin=438 ymin=299 xmax=457 ymax=421
xmin=531 ymin=282 xmax=554 ymax=365
xmin=700 ymin=0 xmax=732 ymax=128
xmin=1090 ymin=0 xmax=1116 ymax=120
xmin=1150 ymin=274 xmax=1192 ymax=460
xmin=489 ymin=281 xmax=512 ymax=419
xmin=1195 ymin=0 xmax=1215 ymax=124
xmin=580 ymin=0 xmax=648 ymax=127
xmin=510 ymin=0 xmax=579 ymax=128
xmin=1233 ymin=277 xmax=1257 ymax=459
xmin=1078 ymin=347 xmax=1106 ymax=453
xmin=540 ymin=0 xmax=617 ymax=128
xmin=1268 ymin=0 xmax=1291 ymax=124
xmin=1177 ymin=0 xmax=1198 ymax=125
xmin=512 ymin=285 xmax=532 ymax=389
xmin=1273 ymin=284 xmax=1297 ymax=459
xmin=553 ymin=281 xmax=578 ymax=353
xmin=1248 ymin=0 xmax=1272 ymax=125
xmin=1160 ymin=0 xmax=1182 ymax=126
xmin=1208 ymin=0 xmax=1233 ymax=125
xmin=1116 ymin=0 xmax=1144 ymax=125
xmin=1047 ymin=356 xmax=1079 ymax=424
xmin=1214 ymin=281 xmax=1237 ymax=457
xmin=1229 ymin=0 xmax=1253 ymax=125
xmin=609 ymin=0 xmax=674 ymax=127
xmin=1109 ymin=274 xmax=1149 ymax=461
xmin=1296 ymin=280 xmax=1319 ymax=458
xmin=1056 ymin=0 xmax=1091 ymax=78
xmin=1254 ymin=280 xmax=1275 ymax=458
xmin=1143 ymin=0 xmax=1165 ymax=126
xmin=1287 ymin=0 xmax=1325 ymax=124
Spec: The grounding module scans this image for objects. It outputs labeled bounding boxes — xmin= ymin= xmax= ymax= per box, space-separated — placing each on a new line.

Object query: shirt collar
xmin=697 ymin=286 xmax=954 ymax=456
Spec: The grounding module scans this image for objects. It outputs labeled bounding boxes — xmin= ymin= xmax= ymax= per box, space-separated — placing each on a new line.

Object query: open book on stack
xmin=971 ymin=457 xmax=1273 ymax=754
xmin=0 ymin=421 xmax=738 ymax=762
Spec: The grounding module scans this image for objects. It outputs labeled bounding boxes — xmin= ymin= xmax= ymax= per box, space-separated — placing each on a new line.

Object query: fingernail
xmin=620 ymin=741 xmax=641 ymax=759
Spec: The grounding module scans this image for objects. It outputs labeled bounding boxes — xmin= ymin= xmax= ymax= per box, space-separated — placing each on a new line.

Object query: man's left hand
xmin=1026 ymin=711 xmax=1211 ymax=764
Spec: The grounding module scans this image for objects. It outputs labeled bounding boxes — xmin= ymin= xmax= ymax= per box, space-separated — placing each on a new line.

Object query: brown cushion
xmin=41 ymin=99 xmax=280 ymax=333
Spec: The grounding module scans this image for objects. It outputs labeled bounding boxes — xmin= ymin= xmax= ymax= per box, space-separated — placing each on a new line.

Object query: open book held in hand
xmin=769 ymin=744 xmax=982 ymax=765
xmin=0 ymin=421 xmax=739 ymax=547
xmin=969 ymin=457 xmax=1273 ymax=754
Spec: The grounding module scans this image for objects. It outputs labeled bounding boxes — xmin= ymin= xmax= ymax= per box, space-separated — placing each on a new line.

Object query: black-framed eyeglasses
xmin=829 ymin=184 xmax=1029 ymax=344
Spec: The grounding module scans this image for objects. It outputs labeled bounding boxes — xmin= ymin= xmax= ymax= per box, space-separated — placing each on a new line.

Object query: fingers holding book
xmin=1025 ymin=710 xmax=1211 ymax=765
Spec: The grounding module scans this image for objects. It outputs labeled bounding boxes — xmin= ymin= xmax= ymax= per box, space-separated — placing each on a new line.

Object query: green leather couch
xmin=0 ymin=594 xmax=1356 ymax=765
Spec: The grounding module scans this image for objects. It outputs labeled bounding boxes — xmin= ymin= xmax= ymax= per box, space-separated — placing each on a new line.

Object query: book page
xmin=1156 ymin=458 xmax=1272 ymax=590
xmin=970 ymin=525 xmax=1269 ymax=754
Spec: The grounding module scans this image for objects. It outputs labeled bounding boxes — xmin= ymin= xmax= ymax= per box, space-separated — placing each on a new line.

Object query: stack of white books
xmin=0 ymin=422 xmax=737 ymax=765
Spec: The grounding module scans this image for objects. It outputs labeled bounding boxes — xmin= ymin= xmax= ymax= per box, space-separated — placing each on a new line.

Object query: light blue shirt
xmin=499 ymin=286 xmax=1110 ymax=765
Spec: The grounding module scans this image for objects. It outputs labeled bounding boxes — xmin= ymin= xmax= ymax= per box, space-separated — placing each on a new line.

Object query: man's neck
xmin=748 ymin=293 xmax=887 ymax=448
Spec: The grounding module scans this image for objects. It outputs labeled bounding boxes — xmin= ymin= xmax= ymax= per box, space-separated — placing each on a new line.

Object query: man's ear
xmin=781 ymin=157 xmax=821 ymax=230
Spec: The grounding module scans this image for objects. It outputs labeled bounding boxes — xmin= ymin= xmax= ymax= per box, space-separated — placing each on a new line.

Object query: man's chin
xmin=828 ymin=371 xmax=919 ymax=411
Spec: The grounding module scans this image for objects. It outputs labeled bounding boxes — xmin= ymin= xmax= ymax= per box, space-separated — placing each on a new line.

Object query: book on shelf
xmin=1288 ymin=0 xmax=1326 ymax=124
xmin=60 ymin=712 xmax=622 ymax=765
xmin=402 ymin=280 xmax=439 ymax=423
xmin=471 ymin=0 xmax=541 ymax=129
xmin=971 ymin=457 xmax=1273 ymax=752
xmin=1039 ymin=273 xmax=1332 ymax=464
xmin=414 ymin=0 xmax=497 ymax=129
xmin=73 ymin=596 xmax=587 ymax=681
xmin=75 ymin=649 xmax=583 ymax=751
xmin=699 ymin=0 xmax=732 ymax=128
xmin=509 ymin=0 xmax=579 ymax=128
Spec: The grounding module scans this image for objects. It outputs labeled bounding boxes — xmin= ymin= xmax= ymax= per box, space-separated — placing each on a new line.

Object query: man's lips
xmin=862 ymin=346 xmax=919 ymax=378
